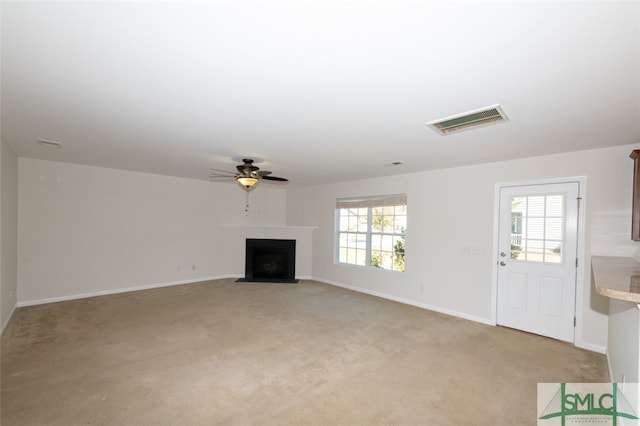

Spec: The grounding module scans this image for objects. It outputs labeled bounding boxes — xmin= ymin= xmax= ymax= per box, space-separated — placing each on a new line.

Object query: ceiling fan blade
xmin=262 ymin=175 xmax=288 ymax=182
xmin=209 ymin=168 xmax=236 ymax=175
xmin=210 ymin=174 xmax=234 ymax=177
xmin=210 ymin=159 xmax=285 ymax=185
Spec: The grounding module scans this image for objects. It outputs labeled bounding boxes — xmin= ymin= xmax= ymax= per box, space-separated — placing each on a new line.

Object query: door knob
xmin=499 ymin=261 xmax=506 ymax=266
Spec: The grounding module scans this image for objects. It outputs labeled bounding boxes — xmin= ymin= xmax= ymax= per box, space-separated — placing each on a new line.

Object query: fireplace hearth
xmin=237 ymin=238 xmax=298 ymax=283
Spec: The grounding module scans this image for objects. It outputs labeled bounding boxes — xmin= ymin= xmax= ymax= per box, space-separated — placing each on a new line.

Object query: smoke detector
xmin=427 ymin=104 xmax=509 ymax=135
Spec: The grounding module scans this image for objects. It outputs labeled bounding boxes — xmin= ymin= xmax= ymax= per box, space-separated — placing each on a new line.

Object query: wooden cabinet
xmin=631 ymin=150 xmax=640 ymax=240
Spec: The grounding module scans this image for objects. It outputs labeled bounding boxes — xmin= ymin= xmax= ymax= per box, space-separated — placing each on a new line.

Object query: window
xmin=336 ymin=195 xmax=407 ymax=271
xmin=510 ymin=194 xmax=564 ymax=263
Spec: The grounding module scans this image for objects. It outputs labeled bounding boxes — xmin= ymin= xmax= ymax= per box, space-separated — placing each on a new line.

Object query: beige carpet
xmin=1 ymin=279 xmax=608 ymax=425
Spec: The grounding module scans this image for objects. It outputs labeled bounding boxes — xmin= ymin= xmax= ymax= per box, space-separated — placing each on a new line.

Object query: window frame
xmin=335 ymin=194 xmax=407 ymax=272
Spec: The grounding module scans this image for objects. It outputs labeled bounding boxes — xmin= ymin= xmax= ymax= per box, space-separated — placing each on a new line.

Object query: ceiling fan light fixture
xmin=237 ymin=176 xmax=259 ymax=188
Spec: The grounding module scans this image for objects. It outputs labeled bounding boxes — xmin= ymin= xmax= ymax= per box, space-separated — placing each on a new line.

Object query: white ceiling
xmin=2 ymin=1 xmax=639 ymax=186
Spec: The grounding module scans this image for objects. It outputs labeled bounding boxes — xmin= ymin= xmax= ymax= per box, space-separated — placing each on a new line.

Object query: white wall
xmin=607 ymin=298 xmax=640 ymax=415
xmin=1 ymin=138 xmax=19 ymax=332
xmin=608 ymin=298 xmax=639 ymax=383
xmin=17 ymin=158 xmax=289 ymax=304
xmin=287 ymin=144 xmax=640 ymax=351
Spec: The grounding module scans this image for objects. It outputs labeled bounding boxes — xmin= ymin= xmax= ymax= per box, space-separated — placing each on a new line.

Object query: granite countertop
xmin=591 ymin=255 xmax=640 ymax=304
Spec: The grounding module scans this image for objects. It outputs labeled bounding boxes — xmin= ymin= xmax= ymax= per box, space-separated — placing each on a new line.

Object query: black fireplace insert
xmin=237 ymin=238 xmax=298 ymax=283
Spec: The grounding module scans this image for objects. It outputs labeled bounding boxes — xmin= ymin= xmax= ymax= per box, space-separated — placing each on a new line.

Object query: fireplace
xmin=237 ymin=238 xmax=298 ymax=283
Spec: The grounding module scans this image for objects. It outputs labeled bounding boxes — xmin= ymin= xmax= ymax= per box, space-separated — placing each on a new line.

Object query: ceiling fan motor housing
xmin=210 ymin=158 xmax=288 ymax=189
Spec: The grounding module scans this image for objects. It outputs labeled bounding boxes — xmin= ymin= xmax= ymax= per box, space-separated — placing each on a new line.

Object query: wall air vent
xmin=426 ymin=104 xmax=509 ymax=135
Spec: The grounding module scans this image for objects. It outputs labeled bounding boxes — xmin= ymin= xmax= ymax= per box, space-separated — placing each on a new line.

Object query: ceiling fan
xmin=210 ymin=158 xmax=288 ymax=190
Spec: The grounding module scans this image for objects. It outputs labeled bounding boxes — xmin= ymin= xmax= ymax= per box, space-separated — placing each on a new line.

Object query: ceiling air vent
xmin=37 ymin=139 xmax=62 ymax=148
xmin=427 ymin=104 xmax=509 ymax=135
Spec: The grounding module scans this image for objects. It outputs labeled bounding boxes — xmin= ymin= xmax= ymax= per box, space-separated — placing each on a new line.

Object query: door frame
xmin=491 ymin=176 xmax=587 ymax=346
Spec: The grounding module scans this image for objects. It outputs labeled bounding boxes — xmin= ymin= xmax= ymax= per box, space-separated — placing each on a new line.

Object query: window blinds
xmin=336 ymin=194 xmax=407 ymax=209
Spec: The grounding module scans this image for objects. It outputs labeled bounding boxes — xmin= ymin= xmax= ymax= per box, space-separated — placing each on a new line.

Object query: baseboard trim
xmin=14 ymin=275 xmax=608 ymax=357
xmin=314 ymin=277 xmax=495 ymax=326
xmin=1 ymin=304 xmax=17 ymax=337
xmin=16 ymin=275 xmax=236 ymax=308
xmin=575 ymin=341 xmax=607 ymax=355
xmin=606 ymin=350 xmax=614 ymax=382
xmin=315 ymin=278 xmax=610 ymax=354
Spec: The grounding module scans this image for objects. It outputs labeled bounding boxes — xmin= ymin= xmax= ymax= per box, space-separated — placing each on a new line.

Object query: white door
xmin=496 ymin=182 xmax=579 ymax=343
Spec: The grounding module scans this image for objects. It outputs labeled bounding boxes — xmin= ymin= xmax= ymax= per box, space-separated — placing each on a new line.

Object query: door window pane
xmin=546 ymin=195 xmax=563 ymax=217
xmin=528 ymin=196 xmax=545 ymax=216
xmin=528 ymin=218 xmax=545 ymax=239
xmin=510 ymin=193 xmax=565 ymax=263
xmin=546 ymin=242 xmax=562 ymax=264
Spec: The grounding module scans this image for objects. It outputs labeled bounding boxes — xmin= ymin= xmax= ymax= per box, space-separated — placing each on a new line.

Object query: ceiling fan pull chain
xmin=245 ymin=190 xmax=250 ymax=215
